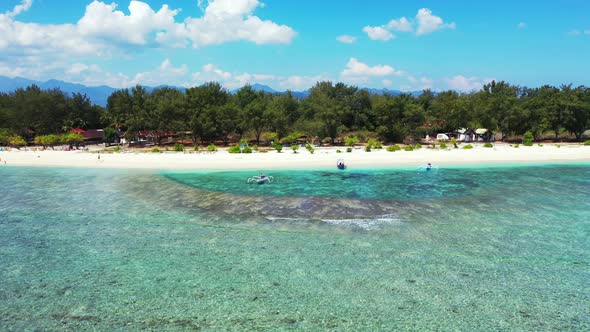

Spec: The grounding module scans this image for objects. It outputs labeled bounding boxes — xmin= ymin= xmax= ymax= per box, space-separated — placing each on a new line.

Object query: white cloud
xmin=230 ymin=73 xmax=276 ymax=89
xmin=1 ymin=53 xmax=499 ymax=94
xmin=49 ymin=59 xmax=187 ymax=88
xmin=0 ymin=7 xmax=108 ymax=58
xmin=0 ymin=0 xmax=297 ymax=88
xmin=363 ymin=8 xmax=455 ymax=41
xmin=421 ymin=77 xmax=433 ymax=84
xmin=205 ymin=0 xmax=260 ymax=17
xmin=77 ymin=1 xmax=182 ymax=45
xmin=386 ymin=17 xmax=412 ymax=32
xmin=419 ymin=77 xmax=434 ymax=90
xmin=0 ymin=0 xmax=296 ymax=60
xmin=192 ymin=63 xmax=281 ymax=89
xmin=341 ymin=58 xmax=399 ymax=78
xmin=402 ymin=76 xmax=435 ymax=91
xmin=0 ymin=63 xmax=26 ymax=77
xmin=416 ymin=8 xmax=456 ymax=35
xmin=363 ymin=26 xmax=394 ymax=41
xmin=5 ymin=0 xmax=32 ymax=17
xmin=201 ymin=63 xmax=232 ymax=80
xmin=63 ymin=59 xmax=188 ymax=88
xmin=446 ymin=75 xmax=491 ymax=91
xmin=336 ymin=35 xmax=356 ymax=43
xmin=131 ymin=59 xmax=187 ymax=87
xmin=184 ymin=0 xmax=296 ymax=47
xmin=67 ymin=63 xmax=90 ymax=75
xmin=192 ymin=63 xmax=328 ymax=91
xmin=279 ymin=75 xmax=325 ymax=90
xmin=517 ymin=22 xmax=526 ymax=29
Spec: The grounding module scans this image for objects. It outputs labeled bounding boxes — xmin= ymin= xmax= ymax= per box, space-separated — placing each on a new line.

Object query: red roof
xmin=71 ymin=128 xmax=86 ymax=134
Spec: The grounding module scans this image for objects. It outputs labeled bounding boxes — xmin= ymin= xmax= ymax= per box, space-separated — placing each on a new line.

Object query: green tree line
xmin=1 ymin=81 xmax=589 ymax=146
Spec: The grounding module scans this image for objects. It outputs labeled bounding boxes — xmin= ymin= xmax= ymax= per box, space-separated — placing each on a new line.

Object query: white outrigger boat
xmin=247 ymin=172 xmax=274 ymax=184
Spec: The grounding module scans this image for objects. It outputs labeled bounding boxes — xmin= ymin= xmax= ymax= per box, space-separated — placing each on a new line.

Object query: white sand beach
xmin=1 ymin=143 xmax=589 ymax=171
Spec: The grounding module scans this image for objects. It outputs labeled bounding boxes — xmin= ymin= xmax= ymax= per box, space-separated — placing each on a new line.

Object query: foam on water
xmin=266 ymin=215 xmax=403 ymax=230
xmin=320 ymin=215 xmax=403 ymax=230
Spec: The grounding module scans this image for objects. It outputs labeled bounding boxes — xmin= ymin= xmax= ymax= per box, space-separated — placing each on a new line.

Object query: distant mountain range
xmin=0 ymin=76 xmax=425 ymax=107
xmin=0 ymin=76 xmax=118 ymax=107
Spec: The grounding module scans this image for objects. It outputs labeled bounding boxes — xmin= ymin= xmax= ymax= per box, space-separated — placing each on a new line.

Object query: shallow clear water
xmin=0 ymin=165 xmax=589 ymax=331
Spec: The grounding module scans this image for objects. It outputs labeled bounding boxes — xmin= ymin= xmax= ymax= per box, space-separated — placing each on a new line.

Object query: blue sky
xmin=1 ymin=0 xmax=589 ymax=91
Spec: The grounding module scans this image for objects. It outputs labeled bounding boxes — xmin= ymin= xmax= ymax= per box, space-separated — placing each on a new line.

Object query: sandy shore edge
xmin=1 ymin=144 xmax=589 ymax=171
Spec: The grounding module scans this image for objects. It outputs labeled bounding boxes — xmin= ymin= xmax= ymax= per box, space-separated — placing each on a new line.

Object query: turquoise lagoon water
xmin=0 ymin=164 xmax=588 ymax=331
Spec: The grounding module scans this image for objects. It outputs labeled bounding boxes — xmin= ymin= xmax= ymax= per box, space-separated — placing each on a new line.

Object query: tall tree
xmin=105 ymin=89 xmax=132 ymax=130
xmin=478 ymin=81 xmax=518 ymax=139
xmin=186 ymin=82 xmax=229 ymax=144
xmin=562 ymin=86 xmax=590 ymax=141
xmin=241 ymin=91 xmax=269 ymax=145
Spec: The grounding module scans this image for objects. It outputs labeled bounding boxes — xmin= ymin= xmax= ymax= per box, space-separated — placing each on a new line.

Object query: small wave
xmin=266 ymin=215 xmax=402 ymax=230
xmin=265 ymin=216 xmax=312 ymax=223
xmin=321 ymin=215 xmax=402 ymax=230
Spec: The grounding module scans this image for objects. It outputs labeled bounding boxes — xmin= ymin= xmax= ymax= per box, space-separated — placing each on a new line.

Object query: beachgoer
xmin=426 ymin=162 xmax=432 ymax=171
xmin=98 ymin=153 xmax=100 ymax=160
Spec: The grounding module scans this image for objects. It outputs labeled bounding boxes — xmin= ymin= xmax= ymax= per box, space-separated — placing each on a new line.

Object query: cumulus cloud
xmin=44 ymin=59 xmax=189 ymax=88
xmin=386 ymin=17 xmax=412 ymax=32
xmin=191 ymin=63 xmax=329 ymax=91
xmin=363 ymin=8 xmax=455 ymax=41
xmin=0 ymin=2 xmax=108 ymax=58
xmin=77 ymin=1 xmax=182 ymax=45
xmin=416 ymin=8 xmax=456 ymax=35
xmin=73 ymin=59 xmax=189 ymax=88
xmin=341 ymin=58 xmax=401 ymax=79
xmin=132 ymin=59 xmax=188 ymax=86
xmin=0 ymin=0 xmax=297 ymax=87
xmin=231 ymin=73 xmax=277 ymax=89
xmin=446 ymin=75 xmax=491 ymax=91
xmin=279 ymin=75 xmax=326 ymax=90
xmin=192 ymin=63 xmax=280 ymax=89
xmin=184 ymin=0 xmax=296 ymax=47
xmin=362 ymin=26 xmax=394 ymax=41
xmin=67 ymin=63 xmax=93 ymax=75
xmin=404 ymin=76 xmax=435 ymax=90
xmin=336 ymin=35 xmax=356 ymax=43
xmin=0 ymin=0 xmax=296 ymax=59
xmin=202 ymin=64 xmax=232 ymax=80
xmin=382 ymin=79 xmax=393 ymax=87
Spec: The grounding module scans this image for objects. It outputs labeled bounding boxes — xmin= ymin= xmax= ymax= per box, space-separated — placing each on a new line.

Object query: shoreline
xmin=1 ymin=143 xmax=589 ymax=171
